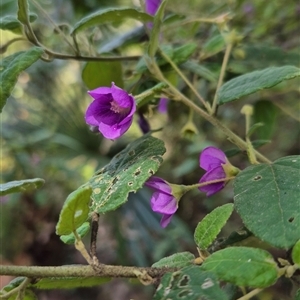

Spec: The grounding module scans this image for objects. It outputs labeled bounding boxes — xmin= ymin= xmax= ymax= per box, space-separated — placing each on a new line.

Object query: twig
xmin=236 ymin=288 xmax=263 ymax=300
xmin=90 ymin=212 xmax=99 ymax=259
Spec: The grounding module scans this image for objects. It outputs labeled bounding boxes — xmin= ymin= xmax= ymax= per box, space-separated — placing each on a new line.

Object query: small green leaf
xmin=153 ymin=266 xmax=228 ymax=300
xmin=56 ymin=185 xmax=92 ymax=236
xmin=234 ymin=156 xmax=300 ymax=249
xmin=218 ymin=66 xmax=300 ymax=105
xmin=172 ymin=43 xmax=197 ymax=65
xmin=292 ymin=240 xmax=300 ymax=265
xmin=17 ymin=0 xmax=29 ymax=24
xmin=0 ymin=178 xmax=45 ymax=196
xmin=152 ymin=252 xmax=195 ymax=268
xmin=31 ymin=277 xmax=110 ymax=289
xmin=82 ymin=61 xmax=123 ymax=90
xmin=253 ymin=100 xmax=278 ymax=139
xmin=72 ymin=8 xmax=152 ymax=35
xmin=90 ymin=134 xmax=165 ymax=213
xmin=135 ymin=82 xmax=168 ymax=107
xmin=60 ymin=222 xmax=90 ymax=244
xmin=201 ymin=247 xmax=278 ymax=288
xmin=148 ymin=0 xmax=168 ymax=58
xmin=181 ymin=61 xmax=218 ymax=82
xmin=201 ymin=34 xmax=225 ymax=59
xmin=194 ymin=204 xmax=234 ymax=250
xmin=0 ymin=277 xmax=37 ymax=300
xmin=0 ymin=14 xmax=37 ymax=34
xmin=0 ymin=47 xmax=44 ymax=112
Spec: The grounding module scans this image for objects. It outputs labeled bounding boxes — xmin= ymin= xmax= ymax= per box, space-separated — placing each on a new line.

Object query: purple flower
xmin=145 ymin=176 xmax=178 ymax=228
xmin=85 ymin=83 xmax=136 ymax=139
xmin=198 ymin=147 xmax=228 ymax=197
xmin=158 ymin=97 xmax=168 ymax=113
xmin=145 ymin=0 xmax=162 ymax=15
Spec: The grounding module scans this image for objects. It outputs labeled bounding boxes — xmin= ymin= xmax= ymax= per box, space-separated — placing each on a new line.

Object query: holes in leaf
xmin=253 ymin=175 xmax=262 ymax=181
xmin=288 ymin=217 xmax=294 ymax=223
xmin=178 ymin=289 xmax=192 ymax=297
xmin=128 ymin=182 xmax=133 ymax=186
xmin=178 ymin=275 xmax=189 ymax=287
xmin=134 ymin=169 xmax=141 ymax=176
xmin=94 ymin=188 xmax=101 ymax=194
xmin=201 ymin=278 xmax=214 ymax=289
xmin=112 ymin=177 xmax=119 ymax=185
xmin=128 ymin=150 xmax=135 ymax=156
xmin=148 ymin=169 xmax=154 ymax=176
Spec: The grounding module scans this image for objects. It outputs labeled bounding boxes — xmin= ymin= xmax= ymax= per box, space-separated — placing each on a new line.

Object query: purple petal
xmin=150 ymin=192 xmax=177 ymax=214
xmin=199 ymin=166 xmax=226 ymax=197
xmin=160 ymin=214 xmax=173 ymax=228
xmin=111 ymin=83 xmax=133 ymax=108
xmin=145 ymin=176 xmax=172 ymax=194
xmin=200 ymin=146 xmax=227 ymax=171
xmin=158 ymin=98 xmax=168 ymax=113
xmin=85 ymin=96 xmax=111 ymax=126
xmin=145 ymin=0 xmax=162 ymax=15
xmin=98 ymin=118 xmax=133 ymax=140
xmin=88 ymin=86 xmax=112 ymax=98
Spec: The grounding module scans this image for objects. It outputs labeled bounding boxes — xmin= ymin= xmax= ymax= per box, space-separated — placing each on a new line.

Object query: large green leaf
xmin=82 ymin=61 xmax=123 ymax=90
xmin=234 ymin=156 xmax=300 ymax=249
xmin=194 ymin=204 xmax=234 ymax=250
xmin=72 ymin=8 xmax=152 ymax=35
xmin=201 ymin=247 xmax=278 ymax=288
xmin=89 ymin=134 xmax=165 ymax=213
xmin=152 ymin=252 xmax=195 ymax=268
xmin=0 ymin=47 xmax=44 ymax=112
xmin=0 ymin=178 xmax=45 ymax=196
xmin=218 ymin=66 xmax=300 ymax=105
xmin=56 ymin=185 xmax=92 ymax=236
xmin=153 ymin=266 xmax=228 ymax=300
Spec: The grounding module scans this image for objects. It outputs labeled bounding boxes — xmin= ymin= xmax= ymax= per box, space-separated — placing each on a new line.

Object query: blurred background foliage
xmin=0 ymin=0 xmax=299 ymax=299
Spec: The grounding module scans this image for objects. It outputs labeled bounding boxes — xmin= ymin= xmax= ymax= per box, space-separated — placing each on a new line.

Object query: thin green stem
xmin=150 ymin=61 xmax=271 ymax=164
xmin=30 ymin=0 xmax=78 ymax=54
xmin=211 ymin=42 xmax=233 ymax=114
xmin=159 ymin=49 xmax=210 ymax=110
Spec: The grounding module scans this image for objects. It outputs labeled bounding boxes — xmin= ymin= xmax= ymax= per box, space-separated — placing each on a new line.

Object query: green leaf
xmin=234 ymin=156 xmax=300 ymax=249
xmin=72 ymin=8 xmax=152 ymax=35
xmin=194 ymin=204 xmax=234 ymax=250
xmin=31 ymin=277 xmax=110 ymax=289
xmin=135 ymin=82 xmax=168 ymax=107
xmin=253 ymin=100 xmax=278 ymax=139
xmin=0 ymin=47 xmax=44 ymax=112
xmin=292 ymin=240 xmax=300 ymax=265
xmin=56 ymin=185 xmax=92 ymax=236
xmin=172 ymin=43 xmax=197 ymax=65
xmin=60 ymin=222 xmax=90 ymax=244
xmin=17 ymin=0 xmax=29 ymax=24
xmin=152 ymin=252 xmax=195 ymax=268
xmin=0 ymin=277 xmax=37 ymax=300
xmin=90 ymin=134 xmax=165 ymax=213
xmin=181 ymin=61 xmax=218 ymax=82
xmin=0 ymin=14 xmax=37 ymax=34
xmin=0 ymin=178 xmax=45 ymax=196
xmin=82 ymin=61 xmax=123 ymax=90
xmin=201 ymin=247 xmax=278 ymax=288
xmin=148 ymin=0 xmax=168 ymax=57
xmin=218 ymin=66 xmax=300 ymax=105
xmin=201 ymin=34 xmax=225 ymax=59
xmin=153 ymin=266 xmax=228 ymax=300
xmin=296 ymin=289 xmax=300 ymax=300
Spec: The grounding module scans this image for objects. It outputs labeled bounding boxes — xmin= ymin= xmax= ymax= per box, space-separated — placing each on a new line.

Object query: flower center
xmin=110 ymin=100 xmax=130 ymax=115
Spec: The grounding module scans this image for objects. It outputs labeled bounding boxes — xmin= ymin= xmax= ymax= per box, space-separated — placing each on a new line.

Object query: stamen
xmin=110 ymin=100 xmax=130 ymax=115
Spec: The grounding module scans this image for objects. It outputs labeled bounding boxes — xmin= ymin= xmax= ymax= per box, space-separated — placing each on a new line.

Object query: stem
xmin=74 ymin=235 xmax=93 ymax=265
xmin=0 ymin=264 xmax=177 ymax=280
xmin=90 ymin=212 xmax=99 ymax=259
xmin=30 ymin=0 xmax=78 ymax=54
xmin=150 ymin=61 xmax=271 ymax=163
xmin=159 ymin=49 xmax=209 ymax=110
xmin=211 ymin=42 xmax=232 ymax=114
xmin=236 ymin=288 xmax=263 ymax=300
